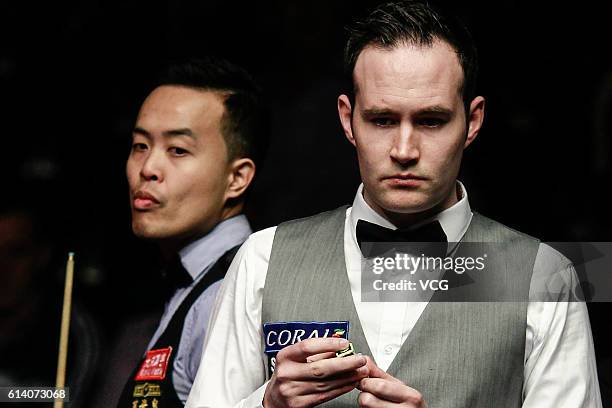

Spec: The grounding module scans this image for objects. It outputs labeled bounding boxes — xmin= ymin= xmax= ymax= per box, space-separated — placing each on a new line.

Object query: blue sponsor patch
xmin=262 ymin=321 xmax=350 ymax=378
xmin=263 ymin=321 xmax=350 ymax=354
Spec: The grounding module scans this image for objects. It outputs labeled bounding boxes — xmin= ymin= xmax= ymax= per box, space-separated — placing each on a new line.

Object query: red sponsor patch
xmin=135 ymin=347 xmax=173 ymax=381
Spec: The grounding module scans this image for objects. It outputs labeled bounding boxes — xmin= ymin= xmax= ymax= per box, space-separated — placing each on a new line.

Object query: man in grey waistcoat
xmin=186 ymin=1 xmax=601 ymax=407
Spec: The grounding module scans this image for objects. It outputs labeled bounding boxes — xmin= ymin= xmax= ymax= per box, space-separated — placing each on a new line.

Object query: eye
xmin=132 ymin=142 xmax=148 ymax=152
xmin=169 ymin=147 xmax=189 ymax=156
xmin=417 ymin=117 xmax=447 ymax=128
xmin=370 ymin=117 xmax=398 ymax=127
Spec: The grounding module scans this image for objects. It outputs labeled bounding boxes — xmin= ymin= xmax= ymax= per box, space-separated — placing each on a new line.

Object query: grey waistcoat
xmin=262 ymin=207 xmax=539 ymax=407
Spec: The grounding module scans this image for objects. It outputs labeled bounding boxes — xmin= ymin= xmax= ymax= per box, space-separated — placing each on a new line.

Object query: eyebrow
xmin=361 ymin=105 xmax=453 ymax=116
xmin=132 ymin=127 xmax=196 ymax=139
xmin=416 ymin=106 xmax=453 ymax=116
xmin=361 ymin=108 xmax=396 ymax=117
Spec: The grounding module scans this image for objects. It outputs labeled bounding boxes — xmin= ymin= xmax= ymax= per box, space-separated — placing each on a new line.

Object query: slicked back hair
xmin=157 ymin=56 xmax=269 ymax=169
xmin=344 ymin=0 xmax=478 ymax=111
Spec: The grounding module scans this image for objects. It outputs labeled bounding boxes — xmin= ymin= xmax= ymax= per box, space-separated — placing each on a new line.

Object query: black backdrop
xmin=1 ymin=0 xmax=611 ymax=403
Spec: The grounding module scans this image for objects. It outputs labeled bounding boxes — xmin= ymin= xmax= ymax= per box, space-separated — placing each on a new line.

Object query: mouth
xmin=132 ymin=190 xmax=161 ymax=210
xmin=382 ymin=173 xmax=427 ymax=187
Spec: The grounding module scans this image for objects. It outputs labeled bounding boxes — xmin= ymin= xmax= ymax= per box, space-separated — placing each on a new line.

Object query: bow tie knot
xmin=356 ymin=219 xmax=448 ymax=258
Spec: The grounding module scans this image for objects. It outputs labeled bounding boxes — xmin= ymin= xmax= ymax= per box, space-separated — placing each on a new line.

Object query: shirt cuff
xmin=242 ymin=381 xmax=268 ymax=408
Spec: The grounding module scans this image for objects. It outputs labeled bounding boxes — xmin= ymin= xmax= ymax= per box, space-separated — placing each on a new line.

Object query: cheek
xmin=176 ymin=165 xmax=227 ymax=207
xmin=424 ymin=131 xmax=464 ymax=163
xmin=356 ymin=139 xmax=388 ymax=169
xmin=443 ymin=139 xmax=465 ymax=167
xmin=126 ymin=160 xmax=139 ymax=186
xmin=356 ymin=149 xmax=378 ymax=179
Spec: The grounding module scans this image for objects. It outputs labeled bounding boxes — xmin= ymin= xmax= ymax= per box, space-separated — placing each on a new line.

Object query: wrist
xmin=262 ymin=380 xmax=274 ymax=408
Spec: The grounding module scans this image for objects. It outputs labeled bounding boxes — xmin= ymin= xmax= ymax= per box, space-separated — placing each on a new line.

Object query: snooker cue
xmin=54 ymin=252 xmax=74 ymax=408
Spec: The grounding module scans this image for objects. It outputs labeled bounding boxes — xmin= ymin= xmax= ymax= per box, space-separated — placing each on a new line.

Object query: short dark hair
xmin=157 ymin=56 xmax=269 ymax=169
xmin=344 ymin=0 xmax=478 ymax=109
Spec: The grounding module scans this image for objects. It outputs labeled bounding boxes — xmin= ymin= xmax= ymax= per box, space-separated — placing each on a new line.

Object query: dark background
xmin=1 ymin=0 xmax=611 ymax=404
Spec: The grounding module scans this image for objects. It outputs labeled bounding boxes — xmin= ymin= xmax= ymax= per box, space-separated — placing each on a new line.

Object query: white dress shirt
xmin=186 ymin=184 xmax=601 ymax=408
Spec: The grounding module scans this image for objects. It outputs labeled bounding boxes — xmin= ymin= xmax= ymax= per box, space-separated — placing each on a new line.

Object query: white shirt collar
xmin=178 ymin=214 xmax=252 ymax=279
xmin=349 ymin=181 xmax=473 ymax=243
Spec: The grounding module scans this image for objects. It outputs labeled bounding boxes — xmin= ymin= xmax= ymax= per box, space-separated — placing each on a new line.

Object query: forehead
xmin=353 ymin=40 xmax=464 ymax=109
xmin=136 ymin=85 xmax=226 ymax=132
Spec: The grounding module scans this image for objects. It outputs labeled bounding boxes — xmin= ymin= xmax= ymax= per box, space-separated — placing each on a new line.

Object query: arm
xmin=186 ymin=227 xmax=369 ymax=408
xmin=522 ymin=244 xmax=602 ymax=408
xmin=186 ymin=229 xmax=274 ymax=408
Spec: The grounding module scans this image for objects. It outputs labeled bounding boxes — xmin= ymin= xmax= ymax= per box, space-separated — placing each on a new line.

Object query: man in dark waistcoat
xmin=186 ymin=2 xmax=601 ymax=408
xmin=117 ymin=57 xmax=268 ymax=407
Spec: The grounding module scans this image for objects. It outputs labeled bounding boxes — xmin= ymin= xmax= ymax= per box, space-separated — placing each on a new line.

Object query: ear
xmin=225 ymin=157 xmax=256 ymax=201
xmin=464 ymin=96 xmax=485 ymax=149
xmin=338 ymin=94 xmax=356 ymax=147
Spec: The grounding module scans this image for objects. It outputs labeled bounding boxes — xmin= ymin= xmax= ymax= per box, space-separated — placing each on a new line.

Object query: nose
xmin=139 ymin=150 xmax=163 ymax=182
xmin=389 ymin=123 xmax=420 ymax=165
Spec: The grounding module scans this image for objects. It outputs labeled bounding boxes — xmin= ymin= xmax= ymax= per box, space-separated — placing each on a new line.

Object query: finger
xmin=293 ymin=382 xmax=359 ymax=407
xmin=358 ymin=391 xmax=395 ymax=408
xmin=359 ymin=378 xmax=424 ymax=406
xmin=280 ymin=353 xmax=367 ymax=382
xmin=363 ymin=356 xmax=402 ymax=383
xmin=306 ymin=351 xmax=337 ymax=363
xmin=295 ymin=364 xmax=369 ymax=394
xmin=297 ymin=354 xmax=368 ymax=381
xmin=277 ymin=337 xmax=349 ymax=363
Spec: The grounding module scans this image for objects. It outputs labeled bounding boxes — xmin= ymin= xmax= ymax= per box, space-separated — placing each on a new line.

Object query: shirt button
xmin=383 ymin=345 xmax=394 ymax=355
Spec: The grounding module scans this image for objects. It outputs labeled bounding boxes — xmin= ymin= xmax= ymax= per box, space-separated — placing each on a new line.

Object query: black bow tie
xmin=356 ymin=219 xmax=448 ymax=258
xmin=161 ymin=255 xmax=193 ymax=292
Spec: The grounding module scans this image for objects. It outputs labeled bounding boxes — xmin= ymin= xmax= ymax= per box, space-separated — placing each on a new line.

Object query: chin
xmin=382 ymin=201 xmax=431 ymax=215
xmin=131 ymin=220 xmax=165 ymax=240
xmin=377 ymin=189 xmax=434 ymax=214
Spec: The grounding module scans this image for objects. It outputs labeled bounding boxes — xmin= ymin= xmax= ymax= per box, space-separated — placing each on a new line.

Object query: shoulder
xmin=535 ymin=243 xmax=573 ymax=270
xmin=226 ymin=206 xmax=349 ymax=277
xmin=472 ymin=212 xmax=573 ymax=269
xmin=470 ymin=212 xmax=540 ymax=244
xmin=247 ymin=225 xmax=278 ymax=243
xmin=214 ymin=226 xmax=278 ymax=294
xmin=279 ymin=206 xmax=349 ymax=228
xmin=472 ymin=213 xmax=583 ymax=300
xmin=237 ymin=225 xmax=278 ymax=263
xmin=275 ymin=206 xmax=349 ymax=239
xmin=531 ymin=243 xmax=581 ymax=301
